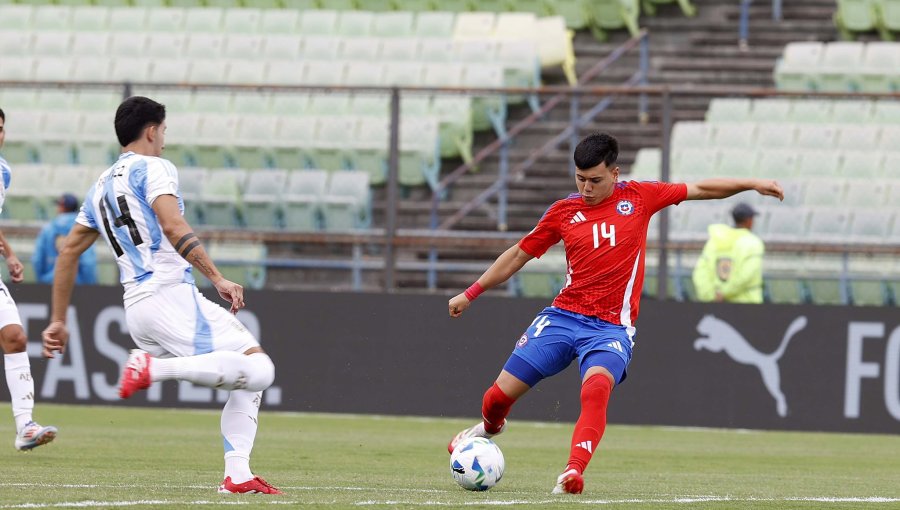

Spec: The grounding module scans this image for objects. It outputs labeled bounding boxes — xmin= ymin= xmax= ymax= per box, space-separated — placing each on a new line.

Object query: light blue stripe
xmin=192 ymin=288 xmax=213 ymax=355
xmin=82 ymin=185 xmax=99 ymax=230
xmin=103 ymin=172 xmax=148 ymax=280
xmin=127 ymin=159 xmax=162 ymax=252
xmin=0 ymin=155 xmax=11 ymax=190
xmin=223 ymin=437 xmax=234 ymax=454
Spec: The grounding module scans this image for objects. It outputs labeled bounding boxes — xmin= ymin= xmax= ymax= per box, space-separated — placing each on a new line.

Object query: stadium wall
xmin=5 ymin=285 xmax=899 ymax=434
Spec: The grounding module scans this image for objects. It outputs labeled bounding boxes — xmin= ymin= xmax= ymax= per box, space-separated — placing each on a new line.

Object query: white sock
xmin=4 ymin=352 xmax=34 ymax=433
xmin=151 ymin=352 xmax=274 ymax=392
xmin=222 ymin=390 xmax=262 ymax=484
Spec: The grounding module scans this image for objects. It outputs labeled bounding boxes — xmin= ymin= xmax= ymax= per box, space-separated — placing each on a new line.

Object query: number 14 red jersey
xmin=518 ymin=180 xmax=687 ymax=329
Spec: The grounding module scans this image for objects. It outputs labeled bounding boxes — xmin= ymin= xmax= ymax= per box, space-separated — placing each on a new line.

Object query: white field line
xmin=1 ymin=496 xmax=899 ymax=508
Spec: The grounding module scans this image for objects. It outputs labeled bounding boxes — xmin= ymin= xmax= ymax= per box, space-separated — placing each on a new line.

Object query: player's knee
xmin=244 ymin=352 xmax=275 ymax=392
xmin=0 ymin=328 xmax=27 ymax=353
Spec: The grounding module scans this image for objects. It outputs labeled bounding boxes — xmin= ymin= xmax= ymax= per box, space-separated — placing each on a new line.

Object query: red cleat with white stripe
xmin=551 ymin=468 xmax=584 ymax=494
xmin=118 ymin=349 xmax=152 ymax=399
xmin=218 ymin=476 xmax=283 ymax=495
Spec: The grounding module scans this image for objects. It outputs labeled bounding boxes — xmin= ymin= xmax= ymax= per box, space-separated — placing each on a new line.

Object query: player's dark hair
xmin=573 ymin=133 xmax=619 ymax=170
xmin=0 ymin=108 xmax=5 ymax=122
xmin=114 ymin=96 xmax=165 ymax=147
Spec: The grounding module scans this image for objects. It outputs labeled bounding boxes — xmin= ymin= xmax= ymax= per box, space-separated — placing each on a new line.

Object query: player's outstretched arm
xmin=151 ymin=194 xmax=244 ymax=314
xmin=685 ymin=178 xmax=784 ymax=202
xmin=43 ymin=223 xmax=99 ymax=358
xmin=449 ymin=244 xmax=533 ymax=318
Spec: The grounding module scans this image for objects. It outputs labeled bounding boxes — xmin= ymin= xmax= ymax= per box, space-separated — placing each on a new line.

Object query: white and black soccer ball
xmin=449 ymin=437 xmax=505 ymax=491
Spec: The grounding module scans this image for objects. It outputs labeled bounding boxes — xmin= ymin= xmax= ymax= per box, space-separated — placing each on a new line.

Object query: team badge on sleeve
xmin=516 ymin=334 xmax=528 ymax=348
xmin=616 ymin=200 xmax=635 ymax=216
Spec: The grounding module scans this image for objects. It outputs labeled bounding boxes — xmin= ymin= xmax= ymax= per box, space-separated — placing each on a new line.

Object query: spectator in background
xmin=692 ymin=202 xmax=764 ymax=304
xmin=33 ymin=193 xmax=97 ymax=285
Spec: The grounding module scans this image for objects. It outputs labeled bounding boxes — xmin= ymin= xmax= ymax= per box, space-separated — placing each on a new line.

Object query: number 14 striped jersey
xmin=76 ymin=151 xmax=192 ymax=307
xmin=518 ymin=180 xmax=687 ymax=331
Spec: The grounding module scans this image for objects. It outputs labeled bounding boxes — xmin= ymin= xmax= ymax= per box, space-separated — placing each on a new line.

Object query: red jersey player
xmin=446 ymin=133 xmax=784 ymax=494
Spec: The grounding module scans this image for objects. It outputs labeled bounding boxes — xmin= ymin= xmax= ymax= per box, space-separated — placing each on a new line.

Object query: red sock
xmin=481 ymin=383 xmax=515 ymax=434
xmin=566 ymin=374 xmax=613 ymax=474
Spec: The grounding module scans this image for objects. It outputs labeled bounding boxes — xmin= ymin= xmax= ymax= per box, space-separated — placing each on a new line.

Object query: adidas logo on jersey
xmin=575 ymin=441 xmax=593 ymax=453
xmin=570 ymin=211 xmax=587 ymax=224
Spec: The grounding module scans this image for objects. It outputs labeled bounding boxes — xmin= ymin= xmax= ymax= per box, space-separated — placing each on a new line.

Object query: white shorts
xmin=125 ymin=282 xmax=259 ymax=358
xmin=0 ymin=281 xmax=22 ymax=330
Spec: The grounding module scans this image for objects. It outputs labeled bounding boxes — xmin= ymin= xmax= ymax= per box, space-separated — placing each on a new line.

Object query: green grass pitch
xmin=0 ymin=403 xmax=898 ymax=509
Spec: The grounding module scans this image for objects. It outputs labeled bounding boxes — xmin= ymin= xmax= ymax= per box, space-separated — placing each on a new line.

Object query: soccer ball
xmin=449 ymin=437 xmax=505 ymax=491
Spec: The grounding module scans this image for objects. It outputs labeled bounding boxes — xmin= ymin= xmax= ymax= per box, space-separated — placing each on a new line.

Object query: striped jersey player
xmin=40 ymin=97 xmax=282 ymax=495
xmin=0 ymin=108 xmax=59 ymax=452
xmin=446 ymin=133 xmax=785 ymax=495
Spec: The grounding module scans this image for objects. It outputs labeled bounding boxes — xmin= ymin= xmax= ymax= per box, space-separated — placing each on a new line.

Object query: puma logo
xmin=694 ymin=315 xmax=807 ymax=417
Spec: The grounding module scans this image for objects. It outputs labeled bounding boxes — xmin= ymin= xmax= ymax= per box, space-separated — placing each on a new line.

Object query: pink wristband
xmin=464 ymin=282 xmax=485 ymax=301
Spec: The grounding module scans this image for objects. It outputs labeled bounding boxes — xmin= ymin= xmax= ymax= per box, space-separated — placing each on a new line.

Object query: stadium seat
xmin=836 ymin=125 xmax=882 ymax=151
xmin=814 ymin=42 xmax=865 ymax=91
xmin=207 ymin=241 xmax=266 ymax=290
xmin=33 ymin=57 xmax=74 ymax=82
xmin=348 ymin=116 xmax=389 ymax=185
xmin=303 ymin=61 xmax=346 ymax=85
xmin=848 ymin=209 xmax=891 ymax=244
xmin=311 ymin=116 xmax=356 ymax=170
xmin=642 ymin=0 xmax=697 ymax=17
xmin=797 ymin=153 xmax=842 ymax=181
xmin=453 ymin=12 xmax=495 ymax=40
xmin=802 ymin=253 xmax=847 ymax=305
xmin=2 ymin=164 xmax=52 ymax=221
xmin=77 ymin=112 xmax=118 ymax=167
xmin=838 ymin=150 xmax=884 ymax=178
xmin=232 ymin=115 xmax=278 ymax=170
xmin=71 ymin=6 xmax=109 ymax=31
xmin=193 ymin=114 xmax=238 ymax=168
xmin=183 ymin=7 xmax=224 ymax=33
xmin=711 ymin=122 xmax=756 ymax=149
xmin=454 ymin=39 xmax=496 ymax=64
xmin=431 ymin=95 xmax=474 ymax=162
xmin=274 ymin=117 xmax=316 ymax=169
xmin=382 ymin=61 xmax=424 ymax=86
xmin=243 ymin=169 xmax=288 ymax=229
xmin=421 ymin=62 xmax=463 ymax=87
xmin=716 ymin=148 xmax=757 ymax=177
xmin=461 ymin=63 xmax=507 ymax=134
xmin=265 ymin=60 xmax=305 ymax=86
xmin=46 ymin=165 xmax=93 ymax=213
xmin=190 ymin=91 xmax=232 ymax=114
xmin=875 ymin=0 xmax=900 ymax=40
xmin=399 ymin=117 xmax=441 ymax=189
xmin=876 ymin=125 xmax=900 ymax=150
xmin=259 ymin=8 xmax=300 ymax=34
xmin=262 ymin=34 xmax=303 ymax=61
xmin=340 ymin=37 xmax=382 ymax=61
xmin=585 ymin=0 xmax=640 ymax=41
xmin=398 ymin=0 xmax=438 ymax=11
xmin=322 ymin=170 xmax=371 ymax=230
xmin=794 ymin=124 xmax=839 ymax=150
xmin=848 ymin=253 xmax=891 ymax=306
xmin=805 ymin=207 xmax=851 ymax=244
xmin=880 ymin=153 xmax=900 ymax=179
xmin=71 ymin=32 xmax=110 ymax=56
xmin=834 ymin=0 xmax=879 ymax=40
xmin=494 ymin=12 xmax=537 ymax=40
xmin=373 ymin=12 xmax=416 ymax=37
xmin=32 ymin=32 xmax=72 ymax=58
xmin=281 ymin=0 xmax=319 ymax=8
xmin=414 ymin=12 xmax=456 ymax=38
xmin=858 ymin=42 xmax=900 ymax=92
xmin=759 ymin=206 xmax=809 ymax=243
xmin=300 ymin=10 xmax=340 ymax=36
xmin=803 ymin=175 xmax=847 ymax=207
xmin=418 ymin=38 xmax=457 ymax=62
xmin=671 ymin=121 xmax=712 ymax=148
xmin=380 ymin=37 xmax=420 ymax=61
xmin=672 ymin=148 xmax=717 ymax=178
xmin=301 ymin=35 xmax=343 ymax=61
xmin=774 ymin=42 xmax=824 ymax=91
xmin=518 ymin=247 xmax=566 ymax=298
xmin=336 ymin=10 xmax=374 ymax=36
xmin=177 ymin=167 xmax=206 ymax=226
xmin=37 ymin=112 xmax=78 ymax=165
xmin=32 ymin=6 xmax=72 ymax=31
xmin=789 ymin=99 xmax=833 ymax=123
xmin=705 ymin=98 xmax=752 ymax=123
xmin=495 ymin=39 xmax=541 ymax=108
xmin=0 ymin=56 xmax=35 ymax=82
xmin=750 ymin=98 xmax=793 ymax=123
xmin=629 ymin=147 xmax=661 ymax=180
xmin=223 ymin=34 xmax=264 ymax=61
xmin=871 ymin=99 xmax=900 ymax=123
xmin=198 ymin=168 xmax=244 ymax=227
xmin=283 ymin=169 xmax=328 ymax=231
xmin=222 ymin=8 xmax=262 ymax=34
xmin=831 ymin=99 xmax=875 ymax=123
xmin=144 ymin=7 xmax=187 ymax=33
xmin=107 ymin=7 xmax=148 ymax=31
xmin=535 ymin=16 xmax=576 ymax=84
